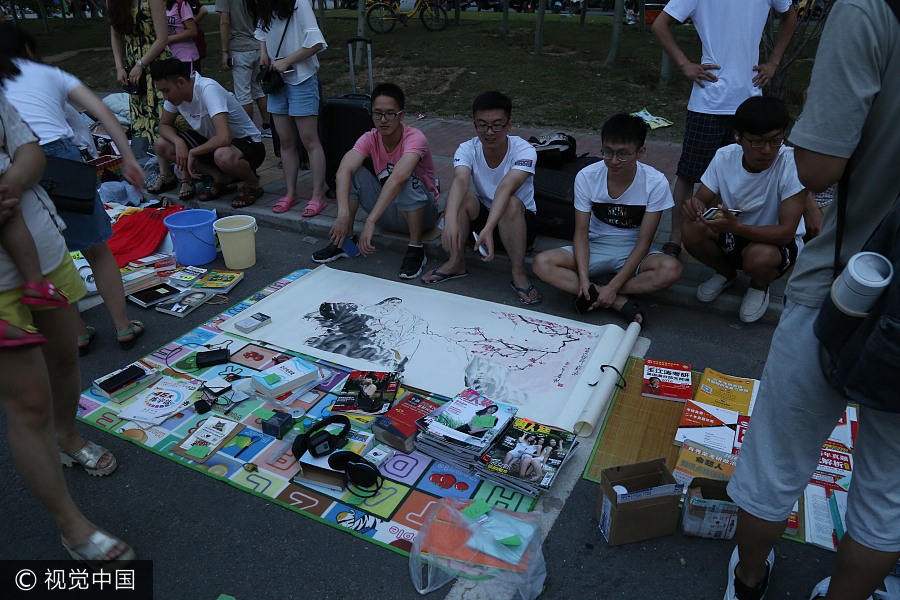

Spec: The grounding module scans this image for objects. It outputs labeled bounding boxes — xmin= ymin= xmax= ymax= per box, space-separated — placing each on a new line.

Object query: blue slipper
xmin=510 ymin=282 xmax=542 ymax=306
xmin=421 ymin=269 xmax=469 ymax=285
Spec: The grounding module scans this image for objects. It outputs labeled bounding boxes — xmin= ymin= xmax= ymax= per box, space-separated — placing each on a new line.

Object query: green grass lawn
xmin=26 ymin=10 xmax=816 ymax=143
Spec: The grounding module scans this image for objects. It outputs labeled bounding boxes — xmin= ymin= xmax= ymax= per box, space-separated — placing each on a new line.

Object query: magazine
xmin=425 ymin=388 xmax=516 ymax=451
xmin=192 ymin=269 xmax=244 ymax=294
xmin=155 ymin=291 xmax=217 ymax=317
xmin=329 ymin=370 xmax=402 ymax=416
xmin=641 ymin=359 xmax=692 ymax=401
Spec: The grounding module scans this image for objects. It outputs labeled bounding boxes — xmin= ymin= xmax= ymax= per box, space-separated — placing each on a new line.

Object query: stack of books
xmin=120 ymin=266 xmax=162 ymax=296
xmin=372 ymin=393 xmax=442 ymax=453
xmin=414 ymin=388 xmax=516 ymax=472
xmin=250 ymin=356 xmax=320 ymax=399
xmin=127 ymin=282 xmax=183 ymax=308
xmin=191 ymin=269 xmax=244 ymax=294
xmin=128 ymin=252 xmax=177 ymax=277
xmin=475 ymin=417 xmax=579 ymax=496
xmin=91 ymin=359 xmax=162 ymax=403
xmin=168 ymin=266 xmax=208 ymax=288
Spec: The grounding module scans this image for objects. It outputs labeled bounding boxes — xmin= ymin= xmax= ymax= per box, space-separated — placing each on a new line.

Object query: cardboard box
xmin=596 ymin=458 xmax=681 ymax=546
xmin=681 ymin=478 xmax=740 ymax=540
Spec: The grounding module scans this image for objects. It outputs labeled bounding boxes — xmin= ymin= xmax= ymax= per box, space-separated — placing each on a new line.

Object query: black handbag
xmin=40 ymin=156 xmax=97 ymax=215
xmin=256 ymin=8 xmax=294 ymax=95
xmin=122 ymin=69 xmax=148 ymax=96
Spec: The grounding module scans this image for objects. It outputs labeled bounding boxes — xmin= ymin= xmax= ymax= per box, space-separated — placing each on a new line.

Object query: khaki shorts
xmin=0 ymin=253 xmax=86 ymax=333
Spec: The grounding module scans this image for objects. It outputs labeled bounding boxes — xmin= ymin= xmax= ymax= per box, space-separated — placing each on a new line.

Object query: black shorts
xmin=676 ymin=110 xmax=736 ymax=183
xmin=718 ymin=232 xmax=799 ymax=278
xmin=176 ymin=130 xmax=266 ymax=171
xmin=471 ymin=201 xmax=538 ymax=253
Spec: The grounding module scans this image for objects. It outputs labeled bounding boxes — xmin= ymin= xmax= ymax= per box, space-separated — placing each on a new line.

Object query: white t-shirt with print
xmin=663 ymin=0 xmax=792 ymax=115
xmin=453 ymin=136 xmax=537 ymax=213
xmin=163 ymin=74 xmax=261 ymax=142
xmin=2 ymin=59 xmax=81 ymax=144
xmin=574 ymin=161 xmax=673 ymax=240
xmin=701 ymin=144 xmax=806 ymax=241
xmin=254 ymin=0 xmax=327 ymax=85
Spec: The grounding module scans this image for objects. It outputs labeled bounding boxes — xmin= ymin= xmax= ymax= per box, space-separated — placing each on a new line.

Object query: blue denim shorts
xmin=41 ymin=137 xmax=113 ymax=252
xmin=266 ymin=74 xmax=320 ymax=117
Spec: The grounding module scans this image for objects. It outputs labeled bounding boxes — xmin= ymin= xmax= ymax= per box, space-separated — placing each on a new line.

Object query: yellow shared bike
xmin=365 ymin=0 xmax=448 ymax=34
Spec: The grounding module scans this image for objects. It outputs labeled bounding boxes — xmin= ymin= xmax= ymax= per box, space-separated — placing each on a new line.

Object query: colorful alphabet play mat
xmin=76 ymin=267 xmax=637 ymax=555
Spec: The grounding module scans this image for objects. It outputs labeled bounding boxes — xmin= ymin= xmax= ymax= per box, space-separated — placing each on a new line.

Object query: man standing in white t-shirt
xmin=533 ymin=114 xmax=682 ymax=325
xmin=421 ymin=91 xmax=541 ymax=306
xmin=652 ymin=0 xmax=797 ymax=258
xmin=311 ymin=83 xmax=439 ymax=279
xmin=150 ymin=59 xmax=266 ymax=209
xmin=682 ymin=96 xmax=806 ymax=323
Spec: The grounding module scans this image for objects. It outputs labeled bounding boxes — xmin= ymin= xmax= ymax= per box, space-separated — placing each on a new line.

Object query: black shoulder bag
xmin=256 ymin=9 xmax=294 ymax=95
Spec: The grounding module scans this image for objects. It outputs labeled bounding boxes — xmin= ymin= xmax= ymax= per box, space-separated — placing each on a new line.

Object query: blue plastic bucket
xmin=163 ymin=209 xmax=217 ymax=266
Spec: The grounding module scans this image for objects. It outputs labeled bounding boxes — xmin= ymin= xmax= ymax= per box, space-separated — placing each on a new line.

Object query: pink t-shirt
xmin=167 ymin=1 xmax=200 ymax=63
xmin=352 ymin=125 xmax=439 ymax=204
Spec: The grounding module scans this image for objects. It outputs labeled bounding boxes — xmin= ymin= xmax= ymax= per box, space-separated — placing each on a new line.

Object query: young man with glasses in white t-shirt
xmin=311 ymin=83 xmax=439 ymax=279
xmin=421 ymin=91 xmax=542 ymax=306
xmin=532 ymin=114 xmax=682 ymax=325
xmin=682 ymin=96 xmax=806 ymax=323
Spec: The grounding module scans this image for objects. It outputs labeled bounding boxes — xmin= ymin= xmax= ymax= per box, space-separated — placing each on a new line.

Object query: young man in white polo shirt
xmin=150 ymin=58 xmax=266 ymax=209
xmin=533 ymin=114 xmax=682 ymax=325
xmin=422 ymin=91 xmax=541 ymax=305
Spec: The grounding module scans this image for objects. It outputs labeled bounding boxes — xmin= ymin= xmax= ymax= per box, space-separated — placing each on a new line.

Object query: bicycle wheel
xmin=367 ymin=3 xmax=397 ymax=34
xmin=419 ymin=3 xmax=448 ymax=31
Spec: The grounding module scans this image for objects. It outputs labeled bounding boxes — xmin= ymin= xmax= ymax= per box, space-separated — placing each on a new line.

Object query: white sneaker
xmin=808 ymin=577 xmax=876 ymax=599
xmin=724 ymin=546 xmax=774 ymax=600
xmin=697 ymin=273 xmax=735 ymax=302
xmin=740 ymin=287 xmax=770 ymax=323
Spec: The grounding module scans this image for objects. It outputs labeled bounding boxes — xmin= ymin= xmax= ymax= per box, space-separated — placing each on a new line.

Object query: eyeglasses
xmin=370 ymin=110 xmax=403 ymax=121
xmin=474 ymin=121 xmax=509 ymax=133
xmin=742 ymin=135 xmax=786 ymax=149
xmin=600 ymin=147 xmax=636 ymax=162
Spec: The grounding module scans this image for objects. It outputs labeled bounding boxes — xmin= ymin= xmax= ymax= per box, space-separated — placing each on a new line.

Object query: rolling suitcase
xmin=321 ymin=37 xmax=375 ymax=191
xmin=532 ymin=154 xmax=601 ymax=240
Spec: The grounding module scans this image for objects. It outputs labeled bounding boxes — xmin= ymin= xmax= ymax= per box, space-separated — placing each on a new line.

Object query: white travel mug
xmin=830 ymin=252 xmax=894 ymax=317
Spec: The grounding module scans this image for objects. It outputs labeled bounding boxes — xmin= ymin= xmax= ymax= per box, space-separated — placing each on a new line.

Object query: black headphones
xmin=292 ymin=415 xmax=352 ymax=459
xmin=327 ymin=451 xmax=384 ymax=498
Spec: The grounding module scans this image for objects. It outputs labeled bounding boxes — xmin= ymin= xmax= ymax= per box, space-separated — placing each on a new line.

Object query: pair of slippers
xmin=272 ymin=198 xmax=328 ymax=216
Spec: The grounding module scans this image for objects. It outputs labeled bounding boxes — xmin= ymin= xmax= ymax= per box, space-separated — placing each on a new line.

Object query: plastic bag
xmin=409 ymin=498 xmax=546 ymax=600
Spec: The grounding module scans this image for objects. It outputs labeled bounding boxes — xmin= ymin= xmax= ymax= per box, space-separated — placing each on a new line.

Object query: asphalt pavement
xmin=0 ymin=118 xmax=836 ymax=599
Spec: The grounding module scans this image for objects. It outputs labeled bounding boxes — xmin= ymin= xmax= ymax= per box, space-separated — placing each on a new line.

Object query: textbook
xmin=329 ymin=371 xmax=402 ymax=416
xmin=673 ymin=399 xmax=741 ymax=454
xmin=155 ymin=291 xmax=216 ymax=318
xmin=168 ymin=266 xmax=208 ymax=288
xmin=372 ymin=393 xmax=443 ymax=453
xmin=641 ymin=359 xmax=692 ymax=402
xmin=127 ymin=282 xmax=183 ymax=307
xmin=128 ymin=252 xmax=176 ymax=276
xmin=192 ymin=269 xmax=244 ymax=294
xmin=91 ymin=359 xmax=162 ymax=403
xmin=693 ymin=368 xmax=759 ymax=416
xmin=120 ymin=266 xmax=162 ymax=295
xmin=250 ymin=357 xmax=320 ymax=398
xmin=671 ymin=440 xmax=738 ymax=488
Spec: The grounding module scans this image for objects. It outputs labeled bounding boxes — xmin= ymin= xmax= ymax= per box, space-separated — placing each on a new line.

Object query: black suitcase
xmin=321 ymin=37 xmax=375 ymax=191
xmin=532 ymin=155 xmax=601 ymax=240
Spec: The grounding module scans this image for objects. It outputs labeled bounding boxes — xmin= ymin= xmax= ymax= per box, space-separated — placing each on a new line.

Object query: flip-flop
xmin=618 ymin=299 xmax=647 ymax=326
xmin=20 ymin=280 xmax=69 ymax=308
xmin=301 ymin=199 xmax=327 ymax=217
xmin=0 ymin=320 xmax=47 ymax=349
xmin=510 ymin=282 xmax=542 ymax=306
xmin=272 ymin=196 xmax=299 ymax=214
xmin=421 ymin=269 xmax=469 ymax=285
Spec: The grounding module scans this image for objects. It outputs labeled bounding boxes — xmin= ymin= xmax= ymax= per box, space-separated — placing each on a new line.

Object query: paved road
xmin=0 ymin=225 xmax=836 ymax=600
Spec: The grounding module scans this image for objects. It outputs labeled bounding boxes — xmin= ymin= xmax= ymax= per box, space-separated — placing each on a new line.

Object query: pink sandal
xmin=272 ymin=197 xmax=299 ymax=214
xmin=301 ymin=199 xmax=327 ymax=217
xmin=20 ymin=280 xmax=69 ymax=308
xmin=0 ymin=319 xmax=47 ymax=349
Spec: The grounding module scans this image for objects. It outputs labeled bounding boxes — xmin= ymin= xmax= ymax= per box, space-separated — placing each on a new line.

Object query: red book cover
xmin=641 ymin=359 xmax=692 ymax=401
xmin=373 ymin=394 xmax=441 ymax=439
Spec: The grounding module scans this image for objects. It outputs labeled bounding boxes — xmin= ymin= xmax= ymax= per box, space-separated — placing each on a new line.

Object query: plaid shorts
xmin=676 ymin=111 xmax=736 ymax=183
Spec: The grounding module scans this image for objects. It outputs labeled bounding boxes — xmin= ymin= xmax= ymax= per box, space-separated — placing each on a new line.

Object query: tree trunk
xmin=638 ymin=0 xmax=646 ymax=33
xmin=604 ymin=0 xmax=624 ymax=67
xmin=659 ymin=49 xmax=672 ymax=88
xmin=455 ymin=0 xmax=461 ymax=25
xmin=502 ymin=0 xmax=509 ymax=34
xmin=37 ymin=0 xmax=51 ymax=34
xmin=355 ymin=1 xmax=366 ymax=67
xmin=534 ymin=0 xmax=545 ymax=54
xmin=318 ymin=0 xmax=327 ymax=36
xmin=579 ymin=0 xmax=586 ymax=25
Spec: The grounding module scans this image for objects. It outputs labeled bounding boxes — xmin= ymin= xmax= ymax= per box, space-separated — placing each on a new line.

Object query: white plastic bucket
xmin=213 ymin=215 xmax=258 ymax=270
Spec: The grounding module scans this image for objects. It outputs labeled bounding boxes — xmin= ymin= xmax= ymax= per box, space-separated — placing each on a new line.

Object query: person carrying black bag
xmin=721 ymin=1 xmax=900 ymax=599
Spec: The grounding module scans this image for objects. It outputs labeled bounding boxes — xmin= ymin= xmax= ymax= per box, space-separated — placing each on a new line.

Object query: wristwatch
xmin=136 ymin=58 xmax=145 ymax=68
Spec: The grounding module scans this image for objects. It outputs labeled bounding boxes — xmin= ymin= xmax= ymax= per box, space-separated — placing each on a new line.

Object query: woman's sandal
xmin=196 ymin=182 xmax=236 ymax=202
xmin=60 ymin=440 xmax=117 ymax=477
xmin=63 ymin=529 xmax=136 ymax=569
xmin=301 ymin=199 xmax=327 ymax=217
xmin=146 ymin=173 xmax=178 ymax=194
xmin=116 ymin=320 xmax=144 ymax=350
xmin=232 ymin=186 xmax=265 ymax=209
xmin=77 ymin=325 xmax=95 ymax=357
xmin=20 ymin=280 xmax=68 ymax=308
xmin=0 ymin=320 xmax=47 ymax=349
xmin=178 ymin=180 xmax=196 ymax=201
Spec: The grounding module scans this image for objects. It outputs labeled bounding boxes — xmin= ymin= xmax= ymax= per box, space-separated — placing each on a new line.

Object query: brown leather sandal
xmin=231 ymin=186 xmax=265 ymax=209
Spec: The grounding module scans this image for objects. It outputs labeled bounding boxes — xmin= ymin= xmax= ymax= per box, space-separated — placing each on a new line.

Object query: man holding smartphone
xmin=682 ymin=96 xmax=806 ymax=323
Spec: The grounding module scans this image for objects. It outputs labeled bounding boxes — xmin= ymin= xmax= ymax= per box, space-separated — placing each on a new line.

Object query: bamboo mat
xmin=583 ymin=357 xmax=700 ymax=483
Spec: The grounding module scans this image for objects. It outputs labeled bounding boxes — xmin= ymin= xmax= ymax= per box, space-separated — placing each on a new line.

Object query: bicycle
xmin=366 ymin=0 xmax=448 ymax=34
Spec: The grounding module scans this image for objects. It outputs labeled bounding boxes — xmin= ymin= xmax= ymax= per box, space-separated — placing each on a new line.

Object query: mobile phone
xmin=274 ymin=58 xmax=295 ymax=74
xmin=703 ymin=207 xmax=743 ymax=220
xmin=341 ymin=237 xmax=361 ymax=258
xmin=472 ymin=232 xmax=488 ymax=257
xmin=573 ymin=285 xmax=600 ymax=315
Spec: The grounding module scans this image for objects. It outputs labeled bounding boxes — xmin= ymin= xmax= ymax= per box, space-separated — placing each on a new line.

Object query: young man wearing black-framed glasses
xmin=311 ymin=82 xmax=440 ymax=279
xmin=682 ymin=95 xmax=807 ymax=323
xmin=421 ymin=90 xmax=542 ymax=306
